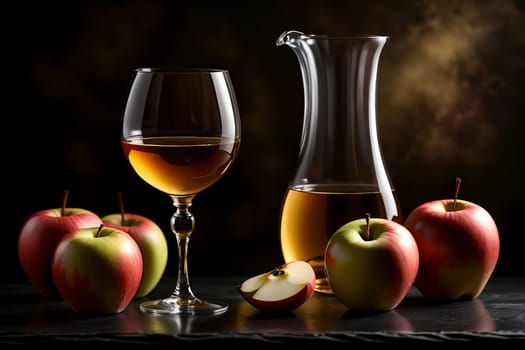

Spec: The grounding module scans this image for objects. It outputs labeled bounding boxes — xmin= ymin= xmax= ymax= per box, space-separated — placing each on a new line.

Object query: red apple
xmin=238 ymin=260 xmax=316 ymax=312
xmin=52 ymin=224 xmax=143 ymax=314
xmin=101 ymin=193 xmax=168 ymax=298
xmin=17 ymin=190 xmax=103 ymax=298
xmin=404 ymin=178 xmax=500 ymax=301
xmin=324 ymin=214 xmax=419 ymax=311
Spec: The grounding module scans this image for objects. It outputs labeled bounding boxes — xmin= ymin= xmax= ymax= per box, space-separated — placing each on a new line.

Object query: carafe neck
xmin=277 ymin=30 xmax=392 ymax=193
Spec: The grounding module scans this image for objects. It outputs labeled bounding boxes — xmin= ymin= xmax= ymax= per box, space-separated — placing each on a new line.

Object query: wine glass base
xmin=140 ymin=298 xmax=229 ymax=316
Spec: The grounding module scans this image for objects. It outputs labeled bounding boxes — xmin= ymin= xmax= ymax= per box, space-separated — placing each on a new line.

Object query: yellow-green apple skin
xmin=101 ymin=213 xmax=168 ymax=298
xmin=324 ymin=218 xmax=419 ymax=311
xmin=404 ymin=199 xmax=499 ymax=301
xmin=51 ymin=225 xmax=143 ymax=314
xmin=17 ymin=208 xmax=103 ymax=299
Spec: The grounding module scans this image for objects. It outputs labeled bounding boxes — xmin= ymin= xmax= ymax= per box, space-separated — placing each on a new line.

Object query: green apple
xmin=101 ymin=211 xmax=168 ymax=298
xmin=52 ymin=225 xmax=143 ymax=314
xmin=324 ymin=215 xmax=419 ymax=311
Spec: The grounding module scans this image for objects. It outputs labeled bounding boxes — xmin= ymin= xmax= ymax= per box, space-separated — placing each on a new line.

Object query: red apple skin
xmin=101 ymin=213 xmax=168 ymax=298
xmin=17 ymin=208 xmax=103 ymax=298
xmin=404 ymin=199 xmax=500 ymax=301
xmin=325 ymin=218 xmax=420 ymax=311
xmin=241 ymin=286 xmax=314 ymax=312
xmin=51 ymin=226 xmax=143 ymax=314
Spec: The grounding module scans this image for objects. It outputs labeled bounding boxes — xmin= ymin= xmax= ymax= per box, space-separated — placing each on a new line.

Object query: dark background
xmin=6 ymin=0 xmax=525 ymax=284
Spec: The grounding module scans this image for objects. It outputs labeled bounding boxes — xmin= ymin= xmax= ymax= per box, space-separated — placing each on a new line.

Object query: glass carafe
xmin=276 ymin=30 xmax=402 ymax=294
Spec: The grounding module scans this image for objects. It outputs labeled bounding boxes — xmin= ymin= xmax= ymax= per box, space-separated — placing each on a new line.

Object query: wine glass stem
xmin=170 ymin=196 xmax=198 ymax=303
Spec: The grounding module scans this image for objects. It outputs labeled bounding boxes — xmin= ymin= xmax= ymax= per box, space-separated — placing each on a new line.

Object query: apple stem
xmin=453 ymin=177 xmax=462 ymax=211
xmin=365 ymin=213 xmax=371 ymax=241
xmin=61 ymin=190 xmax=69 ymax=217
xmin=117 ymin=192 xmax=125 ymax=225
xmin=96 ymin=224 xmax=104 ymax=238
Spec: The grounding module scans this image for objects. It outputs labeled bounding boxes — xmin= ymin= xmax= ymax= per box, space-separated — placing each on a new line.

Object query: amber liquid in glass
xmin=122 ymin=136 xmax=240 ymax=195
xmin=279 ymin=184 xmax=402 ymax=294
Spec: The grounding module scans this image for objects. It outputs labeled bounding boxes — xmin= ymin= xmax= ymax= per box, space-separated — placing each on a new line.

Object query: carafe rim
xmin=305 ymin=33 xmax=388 ymax=40
xmin=276 ymin=30 xmax=388 ymax=46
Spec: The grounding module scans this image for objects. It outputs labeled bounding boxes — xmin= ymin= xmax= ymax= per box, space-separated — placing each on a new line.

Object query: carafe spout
xmin=276 ymin=30 xmax=305 ymax=46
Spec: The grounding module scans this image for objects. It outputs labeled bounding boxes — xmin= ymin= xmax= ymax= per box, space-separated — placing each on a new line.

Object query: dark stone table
xmin=1 ymin=276 xmax=524 ymax=348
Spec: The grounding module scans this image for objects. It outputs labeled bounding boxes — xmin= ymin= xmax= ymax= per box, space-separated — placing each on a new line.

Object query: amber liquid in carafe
xmin=279 ymin=184 xmax=402 ymax=294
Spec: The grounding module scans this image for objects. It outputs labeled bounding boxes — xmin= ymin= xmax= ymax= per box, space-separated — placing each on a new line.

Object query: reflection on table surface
xmin=1 ymin=276 xmax=524 ymax=344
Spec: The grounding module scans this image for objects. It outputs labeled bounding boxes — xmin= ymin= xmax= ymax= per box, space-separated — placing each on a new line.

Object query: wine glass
xmin=121 ymin=68 xmax=241 ymax=316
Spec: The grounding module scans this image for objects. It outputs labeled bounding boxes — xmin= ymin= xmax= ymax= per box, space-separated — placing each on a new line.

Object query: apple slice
xmin=238 ymin=260 xmax=316 ymax=312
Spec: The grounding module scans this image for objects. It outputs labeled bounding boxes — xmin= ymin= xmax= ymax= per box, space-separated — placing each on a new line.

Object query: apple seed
xmin=271 ymin=268 xmax=285 ymax=277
